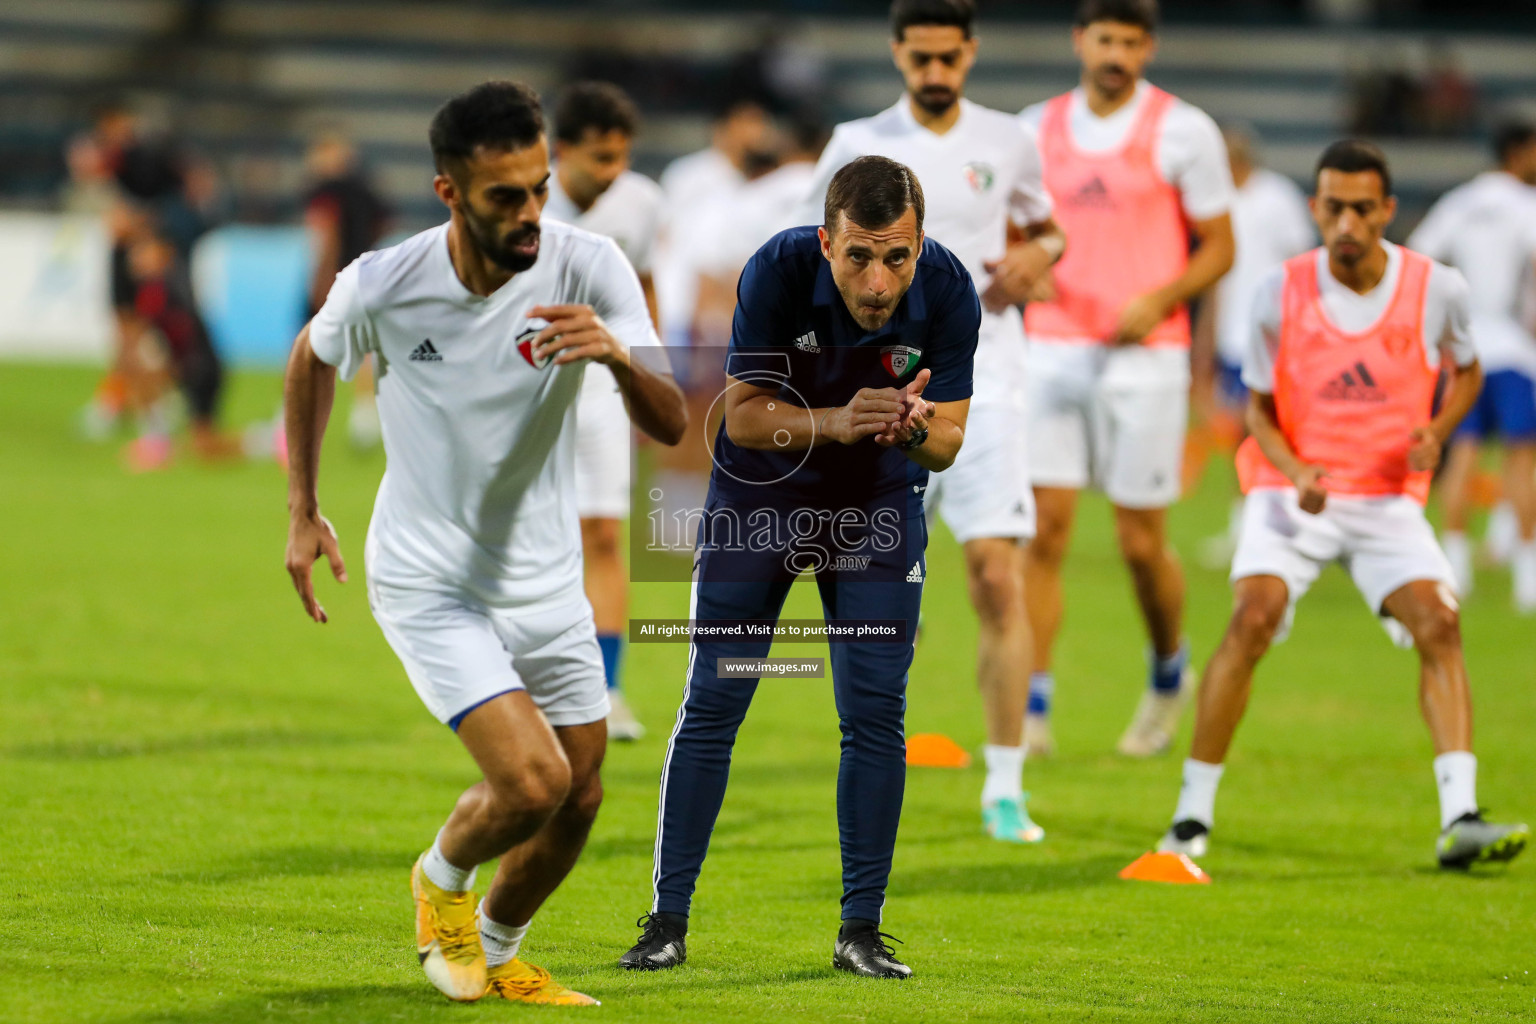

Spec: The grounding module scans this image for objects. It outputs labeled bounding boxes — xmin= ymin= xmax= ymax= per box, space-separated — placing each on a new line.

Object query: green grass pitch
xmin=1 ymin=362 xmax=1532 ymax=1023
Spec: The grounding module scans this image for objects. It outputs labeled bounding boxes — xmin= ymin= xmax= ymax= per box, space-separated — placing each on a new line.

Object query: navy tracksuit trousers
xmin=649 ymin=505 xmax=926 ymax=923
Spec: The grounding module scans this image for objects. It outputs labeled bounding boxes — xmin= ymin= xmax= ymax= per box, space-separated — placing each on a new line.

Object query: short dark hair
xmin=890 ymin=0 xmax=975 ymax=41
xmin=1314 ymin=139 xmax=1393 ymax=196
xmin=429 ymin=81 xmax=544 ymax=176
xmin=1493 ymin=120 xmax=1536 ymax=165
xmin=554 ymin=81 xmax=640 ymax=145
xmin=1075 ymin=0 xmax=1158 ymax=31
xmin=824 ymin=155 xmax=925 ymax=235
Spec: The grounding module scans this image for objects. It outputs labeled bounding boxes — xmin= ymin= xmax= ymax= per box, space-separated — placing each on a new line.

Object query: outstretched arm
xmin=283 ymin=323 xmax=348 ymax=622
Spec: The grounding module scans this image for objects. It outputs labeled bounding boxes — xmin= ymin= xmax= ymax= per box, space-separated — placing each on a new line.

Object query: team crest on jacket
xmin=963 ymin=162 xmax=996 ymax=193
xmin=881 ymin=345 xmax=922 ymax=377
xmin=516 ymin=317 xmax=552 ymax=369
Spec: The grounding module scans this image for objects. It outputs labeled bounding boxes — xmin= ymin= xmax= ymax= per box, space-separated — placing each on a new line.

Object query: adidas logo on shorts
xmin=907 ymin=561 xmax=924 ymax=583
xmin=409 ymin=339 xmax=442 ymax=362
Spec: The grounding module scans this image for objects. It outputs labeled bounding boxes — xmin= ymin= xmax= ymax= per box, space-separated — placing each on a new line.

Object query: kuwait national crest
xmin=963 ymin=161 xmax=996 ymax=193
xmin=516 ymin=317 xmax=553 ymax=369
xmin=881 ymin=345 xmax=922 ymax=377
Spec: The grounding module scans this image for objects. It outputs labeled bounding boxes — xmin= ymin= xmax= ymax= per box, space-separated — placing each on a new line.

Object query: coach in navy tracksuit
xmin=621 ymin=156 xmax=980 ymax=980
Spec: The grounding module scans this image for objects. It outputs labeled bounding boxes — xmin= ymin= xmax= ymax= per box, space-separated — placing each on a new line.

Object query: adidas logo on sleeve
xmin=409 ymin=339 xmax=442 ymax=362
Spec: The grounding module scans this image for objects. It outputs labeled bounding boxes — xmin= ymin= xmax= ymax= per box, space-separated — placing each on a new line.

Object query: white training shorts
xmin=1230 ymin=488 xmax=1457 ymax=649
xmin=574 ymin=367 xmax=632 ymax=520
xmin=1024 ymin=340 xmax=1190 ymax=509
xmin=926 ymin=399 xmax=1036 ymax=543
xmin=368 ymin=579 xmax=610 ymax=729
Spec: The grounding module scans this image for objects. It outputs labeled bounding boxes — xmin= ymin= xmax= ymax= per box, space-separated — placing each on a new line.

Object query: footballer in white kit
xmin=800 ymin=0 xmax=1066 ymax=844
xmin=283 ymin=82 xmax=685 ymax=1007
xmin=1408 ymin=122 xmax=1536 ymax=610
xmin=544 ymin=81 xmax=667 ymax=739
xmin=1017 ymin=0 xmax=1235 ymax=761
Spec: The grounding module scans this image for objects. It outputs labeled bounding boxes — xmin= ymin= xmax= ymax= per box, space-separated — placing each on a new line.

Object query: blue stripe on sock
xmin=1150 ymin=645 xmax=1188 ymax=694
xmin=1028 ymin=671 xmax=1053 ymax=716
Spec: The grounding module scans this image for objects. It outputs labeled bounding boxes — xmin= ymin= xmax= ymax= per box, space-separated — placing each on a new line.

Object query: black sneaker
xmin=619 ymin=912 xmax=687 ymax=971
xmin=832 ymin=920 xmax=911 ymax=979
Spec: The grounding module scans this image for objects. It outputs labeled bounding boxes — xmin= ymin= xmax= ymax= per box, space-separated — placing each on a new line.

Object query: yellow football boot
xmin=485 ymin=958 xmax=600 ymax=1006
xmin=410 ymin=854 xmax=486 ymax=1002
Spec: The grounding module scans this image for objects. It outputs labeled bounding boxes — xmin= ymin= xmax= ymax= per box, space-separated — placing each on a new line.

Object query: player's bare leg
xmin=1023 ymin=486 xmax=1077 ymax=755
xmin=348 ymin=355 xmax=381 ymax=450
xmin=1114 ymin=504 xmax=1192 ymax=756
xmin=1158 ymin=575 xmax=1287 ymax=857
xmin=422 ymin=692 xmax=602 ymax=1004
xmin=963 ymin=537 xmax=1041 ymax=842
xmin=1380 ymin=579 xmax=1528 ymax=867
xmin=582 ymin=517 xmax=640 ymax=739
xmin=1504 ymin=443 xmax=1536 ymax=612
xmin=1437 ymin=438 xmax=1481 ymax=596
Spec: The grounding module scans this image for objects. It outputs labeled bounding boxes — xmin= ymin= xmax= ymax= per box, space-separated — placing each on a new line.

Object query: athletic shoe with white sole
xmin=410 ymin=855 xmax=486 ymax=1002
xmin=1157 ymin=819 xmax=1210 ymax=858
xmin=1436 ymin=812 xmax=1529 ymax=869
xmin=1117 ymin=673 xmax=1192 ymax=757
xmin=607 ymin=690 xmax=645 ymax=742
xmin=983 ymin=796 xmax=1045 ymax=844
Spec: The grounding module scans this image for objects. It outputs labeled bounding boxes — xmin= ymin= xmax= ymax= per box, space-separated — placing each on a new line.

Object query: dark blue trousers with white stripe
xmin=650 ymin=511 xmax=925 ymax=924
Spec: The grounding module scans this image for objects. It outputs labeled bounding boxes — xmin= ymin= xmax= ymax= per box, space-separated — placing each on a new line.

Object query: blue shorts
xmin=1216 ymin=357 xmax=1248 ymax=409
xmin=1455 ymin=368 xmax=1536 ymax=443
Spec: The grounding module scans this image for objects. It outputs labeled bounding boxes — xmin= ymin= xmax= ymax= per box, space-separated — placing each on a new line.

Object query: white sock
xmin=1434 ymin=751 xmax=1478 ymax=829
xmin=479 ymin=907 xmax=530 ymax=968
xmin=1512 ymin=541 xmax=1536 ymax=609
xmin=1485 ymin=503 xmax=1518 ymax=564
xmin=1173 ymin=758 xmax=1225 ymax=828
xmin=421 ymin=832 xmax=475 ymax=893
xmin=1442 ymin=530 xmax=1473 ymax=595
xmin=981 ymin=744 xmax=1026 ymax=806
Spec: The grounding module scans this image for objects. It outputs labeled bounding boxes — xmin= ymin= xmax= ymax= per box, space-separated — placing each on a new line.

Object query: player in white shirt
xmin=282 ymin=82 xmax=686 ymax=1006
xmin=1408 ymin=122 xmax=1536 ymax=612
xmin=800 ymin=0 xmax=1067 ymax=844
xmin=1018 ymin=0 xmax=1235 ymax=760
xmin=1193 ymin=125 xmax=1315 ymax=567
xmin=545 ymin=81 xmax=666 ymax=740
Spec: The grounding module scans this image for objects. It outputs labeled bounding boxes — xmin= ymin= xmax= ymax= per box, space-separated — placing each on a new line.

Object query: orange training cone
xmin=905 ymin=733 xmax=971 ymax=768
xmin=1119 ymin=851 xmax=1211 ymax=884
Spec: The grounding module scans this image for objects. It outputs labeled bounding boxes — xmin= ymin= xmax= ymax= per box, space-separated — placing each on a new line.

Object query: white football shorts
xmin=926 ymin=399 xmax=1036 ymax=543
xmin=575 ymin=367 xmax=632 ymax=520
xmin=1230 ymin=488 xmax=1457 ymax=649
xmin=1025 ymin=340 xmax=1189 ymax=509
xmin=368 ymin=579 xmax=610 ymax=729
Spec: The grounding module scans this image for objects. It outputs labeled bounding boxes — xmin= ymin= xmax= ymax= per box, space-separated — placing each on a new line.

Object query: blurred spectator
xmin=1421 ymin=39 xmax=1479 ymax=138
xmin=1347 ymin=48 xmax=1421 ymax=137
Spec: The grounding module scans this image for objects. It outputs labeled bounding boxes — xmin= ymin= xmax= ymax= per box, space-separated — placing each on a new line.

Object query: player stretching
xmin=1156 ymin=141 xmax=1528 ymax=870
xmin=623 ymin=157 xmax=978 ymax=979
xmin=545 ymin=81 xmax=667 ymax=739
xmin=801 ymin=0 xmax=1065 ymax=839
xmin=1408 ymin=121 xmax=1536 ymax=613
xmin=283 ymin=82 xmax=686 ymax=1004
xmin=1019 ymin=0 xmax=1234 ymax=757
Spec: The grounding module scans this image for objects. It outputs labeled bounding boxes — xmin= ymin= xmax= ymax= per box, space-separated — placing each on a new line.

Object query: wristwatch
xmin=898 ymin=425 xmax=929 ymax=451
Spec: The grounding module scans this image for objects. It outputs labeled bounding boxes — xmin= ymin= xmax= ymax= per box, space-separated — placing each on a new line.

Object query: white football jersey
xmin=308 ymin=220 xmax=660 ymax=606
xmin=799 ymin=97 xmax=1054 ymax=404
xmin=1408 ymin=170 xmax=1536 ymax=375
xmin=544 ymin=167 xmax=664 ymax=276
xmin=1216 ymin=167 xmax=1316 ymax=365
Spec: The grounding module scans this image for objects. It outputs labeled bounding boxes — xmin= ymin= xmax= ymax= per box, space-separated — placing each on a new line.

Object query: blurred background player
xmin=302 ymin=131 xmax=391 ymax=450
xmin=800 ymin=0 xmax=1065 ymax=842
xmin=649 ymin=99 xmax=774 ymax=540
xmin=545 ymin=81 xmax=666 ymax=740
xmin=1409 ymin=121 xmax=1536 ymax=612
xmin=1158 ymin=140 xmax=1527 ymax=870
xmin=1192 ymin=124 xmax=1316 ymax=567
xmin=1019 ymin=0 xmax=1234 ymax=757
